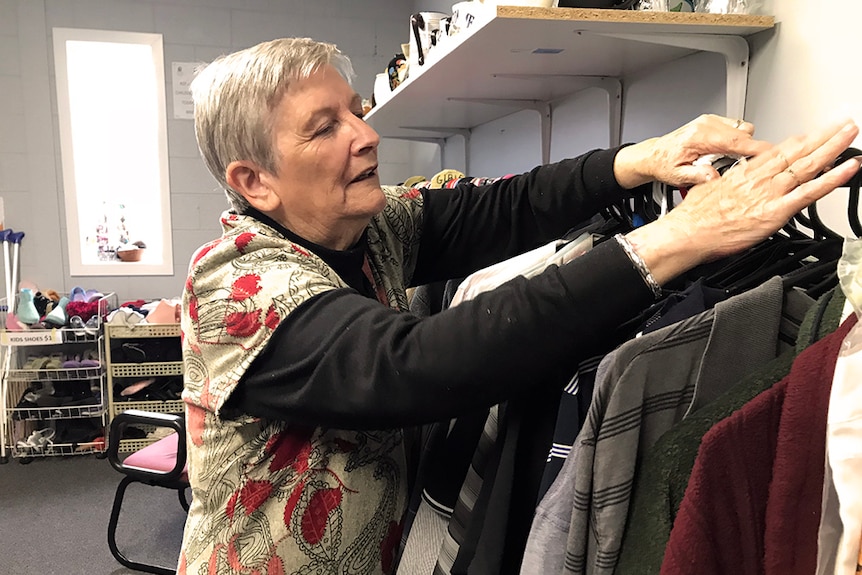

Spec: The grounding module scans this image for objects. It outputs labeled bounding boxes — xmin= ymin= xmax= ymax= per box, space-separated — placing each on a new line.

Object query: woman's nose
xmin=352 ymin=114 xmax=379 ymax=153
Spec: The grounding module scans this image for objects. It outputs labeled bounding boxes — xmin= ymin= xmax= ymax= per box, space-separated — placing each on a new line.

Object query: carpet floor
xmin=0 ymin=453 xmax=186 ymax=574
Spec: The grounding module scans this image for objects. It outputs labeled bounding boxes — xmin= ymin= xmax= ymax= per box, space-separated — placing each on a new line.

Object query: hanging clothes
xmin=820 ymin=313 xmax=862 ymax=575
xmin=660 ymin=311 xmax=858 ymax=575
xmin=521 ymin=275 xmax=794 ymax=575
xmin=398 ymin=234 xmax=594 ymax=575
xmin=816 ymin=237 xmax=862 ymax=575
xmin=536 ymin=277 xmax=730 ymax=502
xmin=616 ymin=286 xmax=842 ymax=575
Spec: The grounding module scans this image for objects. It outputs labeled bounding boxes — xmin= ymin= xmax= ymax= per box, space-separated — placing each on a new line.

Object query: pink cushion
xmin=124 ymin=432 xmax=188 ymax=481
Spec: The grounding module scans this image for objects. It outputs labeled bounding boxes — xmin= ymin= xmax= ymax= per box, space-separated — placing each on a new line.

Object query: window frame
xmin=53 ymin=27 xmax=173 ymax=276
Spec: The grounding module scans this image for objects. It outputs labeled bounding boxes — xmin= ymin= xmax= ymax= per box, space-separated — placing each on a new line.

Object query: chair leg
xmin=107 ymin=476 xmax=177 ymax=575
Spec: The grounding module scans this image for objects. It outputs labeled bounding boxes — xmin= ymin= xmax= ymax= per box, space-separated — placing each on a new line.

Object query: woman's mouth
xmin=351 ymin=167 xmax=377 ymax=183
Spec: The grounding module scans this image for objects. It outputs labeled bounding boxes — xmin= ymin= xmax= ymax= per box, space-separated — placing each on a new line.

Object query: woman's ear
xmin=225 ymin=160 xmax=280 ymax=212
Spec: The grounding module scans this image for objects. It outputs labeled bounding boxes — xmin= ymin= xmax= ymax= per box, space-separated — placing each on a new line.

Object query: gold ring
xmin=776 ymin=151 xmax=790 ymax=170
xmin=733 ymin=118 xmax=743 ymax=129
xmin=785 ymin=167 xmax=802 ymax=188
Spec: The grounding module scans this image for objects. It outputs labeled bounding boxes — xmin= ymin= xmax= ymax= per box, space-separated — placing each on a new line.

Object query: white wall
xmin=2 ymin=0 xmax=861 ymax=301
xmin=0 ymin=0 xmax=413 ymax=300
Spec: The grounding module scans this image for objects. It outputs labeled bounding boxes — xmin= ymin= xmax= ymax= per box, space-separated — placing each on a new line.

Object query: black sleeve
xmin=226 ymin=239 xmax=654 ymax=429
xmin=411 ymin=147 xmax=641 ymax=285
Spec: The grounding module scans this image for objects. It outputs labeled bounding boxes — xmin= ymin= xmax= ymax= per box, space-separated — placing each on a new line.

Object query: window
xmin=53 ymin=28 xmax=173 ymax=276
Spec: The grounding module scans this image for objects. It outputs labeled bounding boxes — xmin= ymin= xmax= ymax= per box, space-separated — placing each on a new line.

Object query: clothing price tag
xmin=0 ymin=329 xmax=62 ymax=346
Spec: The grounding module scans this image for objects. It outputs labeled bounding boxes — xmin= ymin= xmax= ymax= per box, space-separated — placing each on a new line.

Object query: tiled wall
xmin=0 ymin=0 xmax=414 ymax=300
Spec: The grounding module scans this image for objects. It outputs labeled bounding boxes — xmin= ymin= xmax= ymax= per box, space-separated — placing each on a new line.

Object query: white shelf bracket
xmin=396 ymin=127 xmax=472 ymax=173
xmin=536 ymin=101 xmax=552 ymax=165
xmin=590 ymin=32 xmax=750 ymax=120
xmin=491 ymin=75 xmax=623 ymax=148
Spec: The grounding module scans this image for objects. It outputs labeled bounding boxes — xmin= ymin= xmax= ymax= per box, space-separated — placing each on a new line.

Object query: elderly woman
xmin=179 ymin=37 xmax=859 ymax=574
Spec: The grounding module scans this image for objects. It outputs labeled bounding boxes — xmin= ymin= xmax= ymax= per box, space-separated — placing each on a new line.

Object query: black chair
xmin=107 ymin=410 xmax=188 ymax=575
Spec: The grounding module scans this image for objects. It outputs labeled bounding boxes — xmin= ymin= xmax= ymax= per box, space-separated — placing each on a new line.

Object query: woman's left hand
xmin=613 ymin=114 xmax=773 ymax=189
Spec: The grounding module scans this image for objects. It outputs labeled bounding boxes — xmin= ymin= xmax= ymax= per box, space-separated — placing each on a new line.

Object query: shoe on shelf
xmin=68 ymin=315 xmax=87 ymax=337
xmin=17 ymin=428 xmax=56 ymax=453
xmin=79 ymin=349 xmax=100 ymax=368
xmin=84 ymin=289 xmax=104 ymax=303
xmin=43 ymin=354 xmax=64 ymax=370
xmin=44 ymin=296 xmax=70 ymax=326
xmin=69 ymin=286 xmax=86 ymax=302
xmin=83 ymin=315 xmax=100 ymax=336
xmin=22 ymin=356 xmax=49 ymax=370
xmin=17 ymin=288 xmax=41 ymax=325
xmin=32 ymin=291 xmax=52 ymax=316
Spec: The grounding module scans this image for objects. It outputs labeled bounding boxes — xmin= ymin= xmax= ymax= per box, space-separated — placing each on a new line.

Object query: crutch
xmin=0 ymin=229 xmax=10 ymax=461
xmin=0 ymin=230 xmax=23 ymax=331
xmin=9 ymin=231 xmax=25 ymax=312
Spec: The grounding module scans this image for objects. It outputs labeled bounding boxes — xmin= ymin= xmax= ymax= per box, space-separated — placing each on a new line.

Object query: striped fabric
xmin=433 ymin=406 xmax=500 ymax=575
xmin=520 ymin=277 xmax=786 ymax=575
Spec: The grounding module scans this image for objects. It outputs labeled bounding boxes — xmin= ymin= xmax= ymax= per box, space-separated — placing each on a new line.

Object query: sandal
xmin=79 ymin=349 xmax=101 ymax=368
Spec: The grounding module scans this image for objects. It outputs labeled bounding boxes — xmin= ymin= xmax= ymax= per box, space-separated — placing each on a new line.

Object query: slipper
xmin=69 ymin=286 xmax=86 ymax=302
xmin=17 ymin=428 xmax=55 ymax=452
xmin=83 ymin=315 xmax=100 ymax=336
xmin=44 ymin=296 xmax=70 ymax=326
xmin=43 ymin=354 xmax=64 ymax=370
xmin=84 ymin=289 xmax=104 ymax=303
xmin=22 ymin=356 xmax=49 ymax=370
xmin=79 ymin=349 xmax=100 ymax=368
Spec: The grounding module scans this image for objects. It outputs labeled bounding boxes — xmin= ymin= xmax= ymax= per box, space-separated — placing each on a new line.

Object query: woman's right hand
xmin=625 ymin=119 xmax=861 ymax=286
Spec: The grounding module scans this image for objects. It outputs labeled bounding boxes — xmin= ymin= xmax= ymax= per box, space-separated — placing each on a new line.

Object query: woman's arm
xmin=228 ymin=239 xmax=653 ymax=429
xmin=411 ymin=148 xmax=637 ymax=285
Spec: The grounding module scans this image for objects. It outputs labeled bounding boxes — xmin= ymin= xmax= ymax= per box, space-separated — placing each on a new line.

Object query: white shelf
xmin=365 ymin=6 xmax=774 ymax=148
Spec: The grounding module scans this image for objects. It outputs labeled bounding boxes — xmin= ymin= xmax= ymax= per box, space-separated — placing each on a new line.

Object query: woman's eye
xmin=315 ymin=123 xmax=335 ymax=137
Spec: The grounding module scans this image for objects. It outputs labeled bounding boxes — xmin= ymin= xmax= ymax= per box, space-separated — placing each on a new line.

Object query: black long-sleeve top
xmin=223 ymin=148 xmax=655 ymax=429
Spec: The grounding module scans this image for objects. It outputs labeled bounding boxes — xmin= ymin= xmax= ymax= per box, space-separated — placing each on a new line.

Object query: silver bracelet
xmin=614 ymin=234 xmax=663 ymax=299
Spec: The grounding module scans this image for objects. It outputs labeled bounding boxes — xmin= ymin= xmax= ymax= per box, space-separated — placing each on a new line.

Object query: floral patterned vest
xmin=178 ymin=187 xmax=423 ymax=574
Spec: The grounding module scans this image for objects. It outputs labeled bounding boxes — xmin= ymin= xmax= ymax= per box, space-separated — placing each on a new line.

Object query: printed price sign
xmin=0 ymin=329 xmax=63 ymax=346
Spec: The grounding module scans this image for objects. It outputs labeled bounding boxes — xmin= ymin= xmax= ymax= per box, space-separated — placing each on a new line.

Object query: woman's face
xmin=263 ymin=65 xmax=384 ymax=249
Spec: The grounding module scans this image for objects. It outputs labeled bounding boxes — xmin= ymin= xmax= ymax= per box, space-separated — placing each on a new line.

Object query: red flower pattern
xmin=291 ymin=243 xmax=310 ymax=257
xmin=301 ymin=487 xmax=343 ymax=545
xmin=240 ymin=480 xmax=273 ymax=515
xmin=235 ymin=232 xmax=255 ymax=253
xmin=266 ymin=553 xmax=286 ymax=575
xmin=283 ymin=479 xmax=306 ymax=527
xmin=265 ymin=304 xmax=279 ymax=330
xmin=193 ymin=242 xmax=216 ymax=265
xmin=267 ymin=426 xmax=315 ymax=473
xmin=225 ymin=310 xmax=261 ymax=337
xmin=187 ymin=404 xmax=206 ymax=447
xmin=226 ymin=489 xmax=239 ymax=520
xmin=231 ymin=274 xmax=262 ymax=301
xmin=188 ymin=294 xmax=199 ymax=323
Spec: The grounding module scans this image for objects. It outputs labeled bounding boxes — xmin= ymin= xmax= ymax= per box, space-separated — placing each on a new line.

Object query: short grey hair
xmin=191 ymin=38 xmax=355 ymax=212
